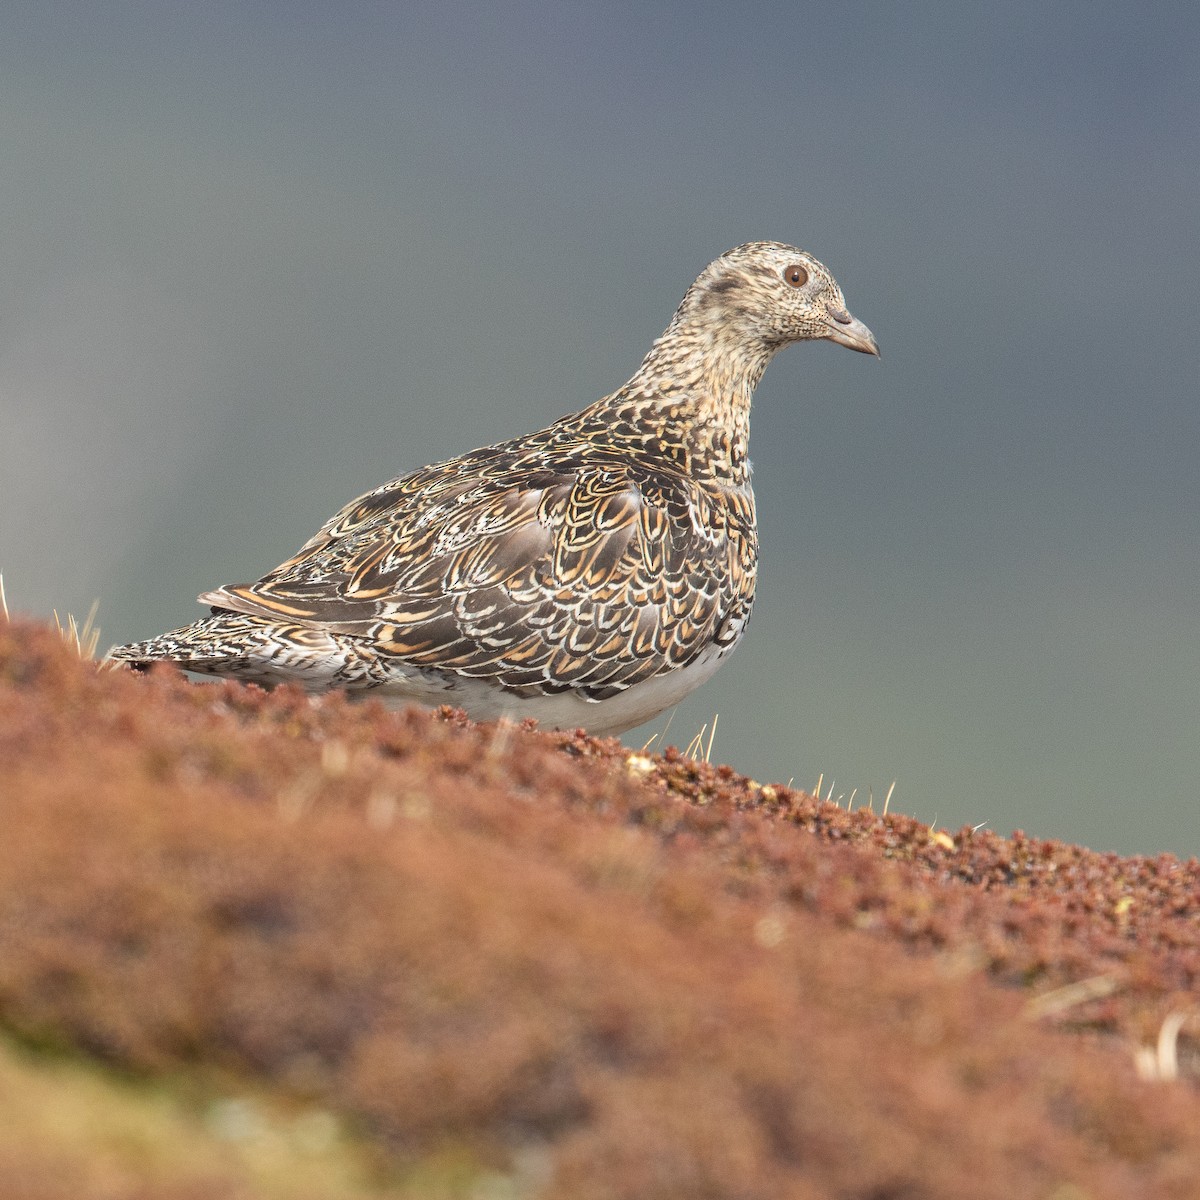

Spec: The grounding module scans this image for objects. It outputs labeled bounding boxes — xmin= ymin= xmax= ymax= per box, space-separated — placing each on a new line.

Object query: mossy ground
xmin=0 ymin=617 xmax=1197 ymax=1198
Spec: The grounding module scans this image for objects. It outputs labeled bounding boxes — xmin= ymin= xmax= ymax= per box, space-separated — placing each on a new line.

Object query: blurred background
xmin=1 ymin=2 xmax=1196 ymax=855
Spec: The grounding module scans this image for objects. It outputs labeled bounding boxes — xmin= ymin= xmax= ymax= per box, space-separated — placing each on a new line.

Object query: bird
xmin=108 ymin=242 xmax=878 ymax=735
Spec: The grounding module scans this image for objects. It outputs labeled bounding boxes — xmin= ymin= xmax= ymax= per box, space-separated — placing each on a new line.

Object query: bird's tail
xmin=106 ymin=613 xmax=351 ymax=688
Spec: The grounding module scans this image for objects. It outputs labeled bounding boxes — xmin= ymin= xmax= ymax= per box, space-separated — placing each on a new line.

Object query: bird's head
xmin=682 ymin=241 xmax=879 ymax=359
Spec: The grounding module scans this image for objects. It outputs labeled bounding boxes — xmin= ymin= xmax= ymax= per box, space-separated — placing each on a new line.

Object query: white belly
xmin=371 ymin=642 xmax=732 ymax=736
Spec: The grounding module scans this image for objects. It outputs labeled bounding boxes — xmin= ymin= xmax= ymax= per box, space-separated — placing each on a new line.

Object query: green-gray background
xmin=3 ymin=3 xmax=1196 ymax=855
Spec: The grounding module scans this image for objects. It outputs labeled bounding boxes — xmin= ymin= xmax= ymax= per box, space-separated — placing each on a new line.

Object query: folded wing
xmin=200 ymin=450 xmax=755 ymax=699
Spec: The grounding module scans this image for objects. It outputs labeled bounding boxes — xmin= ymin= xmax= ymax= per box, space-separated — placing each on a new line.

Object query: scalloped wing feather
xmin=199 ymin=453 xmax=756 ymax=699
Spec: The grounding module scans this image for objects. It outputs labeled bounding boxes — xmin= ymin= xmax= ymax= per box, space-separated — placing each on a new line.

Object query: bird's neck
xmin=604 ymin=316 xmax=776 ymax=484
xmin=631 ymin=308 xmax=776 ymax=405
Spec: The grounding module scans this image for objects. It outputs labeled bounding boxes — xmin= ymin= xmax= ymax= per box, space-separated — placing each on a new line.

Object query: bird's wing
xmin=199 ymin=452 xmax=756 ymax=698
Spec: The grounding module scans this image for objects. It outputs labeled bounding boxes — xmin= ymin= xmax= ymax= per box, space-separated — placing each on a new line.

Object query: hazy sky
xmin=2 ymin=3 xmax=1197 ymax=854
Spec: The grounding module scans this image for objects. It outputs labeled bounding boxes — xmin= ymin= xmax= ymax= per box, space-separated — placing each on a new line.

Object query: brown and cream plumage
xmin=108 ymin=242 xmax=878 ymax=734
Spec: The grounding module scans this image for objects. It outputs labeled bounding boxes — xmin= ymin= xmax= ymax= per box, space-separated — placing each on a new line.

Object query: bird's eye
xmin=783 ymin=264 xmax=808 ymax=288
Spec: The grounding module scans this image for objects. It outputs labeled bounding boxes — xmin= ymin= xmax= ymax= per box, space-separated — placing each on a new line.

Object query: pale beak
xmin=825 ymin=307 xmax=880 ymax=357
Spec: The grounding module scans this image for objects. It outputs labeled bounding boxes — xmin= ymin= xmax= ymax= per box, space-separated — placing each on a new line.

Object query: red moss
xmin=0 ymin=618 xmax=1198 ymax=1198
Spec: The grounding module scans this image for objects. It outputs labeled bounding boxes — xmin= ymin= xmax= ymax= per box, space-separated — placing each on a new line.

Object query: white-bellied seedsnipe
xmin=108 ymin=242 xmax=878 ymax=734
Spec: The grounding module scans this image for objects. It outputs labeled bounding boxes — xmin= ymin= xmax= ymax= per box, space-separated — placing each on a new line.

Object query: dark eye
xmin=783 ymin=264 xmax=808 ymax=288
